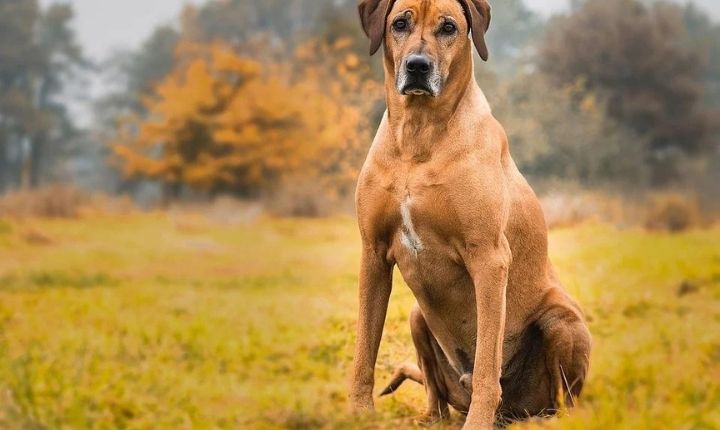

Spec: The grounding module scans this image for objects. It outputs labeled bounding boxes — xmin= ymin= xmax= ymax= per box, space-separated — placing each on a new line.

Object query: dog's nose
xmin=406 ymin=54 xmax=432 ymax=76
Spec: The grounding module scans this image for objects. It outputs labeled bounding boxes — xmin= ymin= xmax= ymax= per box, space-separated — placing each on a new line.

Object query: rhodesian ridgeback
xmin=349 ymin=0 xmax=592 ymax=428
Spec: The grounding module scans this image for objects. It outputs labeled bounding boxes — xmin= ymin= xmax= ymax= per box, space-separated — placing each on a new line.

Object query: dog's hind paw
xmin=414 ymin=410 xmax=450 ymax=427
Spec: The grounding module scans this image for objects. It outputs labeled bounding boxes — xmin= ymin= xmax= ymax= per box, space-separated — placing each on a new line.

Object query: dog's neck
xmin=382 ymin=48 xmax=490 ymax=158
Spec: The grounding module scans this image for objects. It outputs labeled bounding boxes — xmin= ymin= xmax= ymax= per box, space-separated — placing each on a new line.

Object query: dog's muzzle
xmin=397 ymin=53 xmax=441 ymax=97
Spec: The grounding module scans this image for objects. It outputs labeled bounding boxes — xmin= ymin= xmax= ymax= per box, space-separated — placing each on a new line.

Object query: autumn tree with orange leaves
xmin=111 ymin=38 xmax=380 ymax=199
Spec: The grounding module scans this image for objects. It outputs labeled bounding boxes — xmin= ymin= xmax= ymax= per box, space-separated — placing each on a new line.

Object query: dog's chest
xmin=366 ymin=150 xmax=486 ymax=269
xmin=390 ymin=185 xmax=477 ymax=347
xmin=386 ymin=177 xmax=464 ymax=270
xmin=399 ymin=195 xmax=424 ymax=256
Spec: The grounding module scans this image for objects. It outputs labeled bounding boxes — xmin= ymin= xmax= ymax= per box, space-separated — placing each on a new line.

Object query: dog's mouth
xmin=401 ymin=84 xmax=434 ymax=97
xmin=403 ymin=87 xmax=432 ymax=96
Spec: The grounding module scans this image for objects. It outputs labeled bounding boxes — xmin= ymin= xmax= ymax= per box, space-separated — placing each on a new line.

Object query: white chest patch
xmin=400 ymin=197 xmax=423 ymax=256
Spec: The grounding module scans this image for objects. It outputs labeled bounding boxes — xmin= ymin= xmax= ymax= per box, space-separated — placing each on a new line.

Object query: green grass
xmin=0 ymin=213 xmax=718 ymax=429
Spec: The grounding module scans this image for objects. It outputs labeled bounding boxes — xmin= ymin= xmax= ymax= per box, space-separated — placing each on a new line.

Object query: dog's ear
xmin=358 ymin=0 xmax=395 ymax=56
xmin=459 ymin=0 xmax=492 ymax=61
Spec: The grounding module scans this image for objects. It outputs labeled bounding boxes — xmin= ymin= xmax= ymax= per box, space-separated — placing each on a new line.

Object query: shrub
xmin=0 ymin=185 xmax=89 ymax=218
xmin=540 ymin=188 xmax=633 ymax=229
xmin=644 ymin=193 xmax=702 ymax=232
xmin=0 ymin=186 xmax=138 ymax=219
xmin=263 ymin=180 xmax=335 ymax=218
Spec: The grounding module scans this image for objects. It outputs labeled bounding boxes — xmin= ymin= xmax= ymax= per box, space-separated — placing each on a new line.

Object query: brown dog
xmin=349 ymin=0 xmax=591 ymax=428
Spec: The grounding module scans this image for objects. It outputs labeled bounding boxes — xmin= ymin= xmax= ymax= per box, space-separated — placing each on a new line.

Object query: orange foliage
xmin=111 ymin=39 xmax=381 ymax=197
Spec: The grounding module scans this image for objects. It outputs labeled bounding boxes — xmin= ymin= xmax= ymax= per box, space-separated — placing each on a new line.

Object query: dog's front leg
xmin=349 ymin=245 xmax=393 ymax=412
xmin=462 ymin=237 xmax=511 ymax=430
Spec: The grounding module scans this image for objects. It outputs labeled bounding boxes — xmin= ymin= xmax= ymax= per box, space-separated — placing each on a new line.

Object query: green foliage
xmin=0 ymin=215 xmax=718 ymax=429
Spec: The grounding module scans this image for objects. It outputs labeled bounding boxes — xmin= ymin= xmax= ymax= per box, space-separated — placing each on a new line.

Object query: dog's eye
xmin=441 ymin=22 xmax=457 ymax=35
xmin=393 ymin=18 xmax=409 ymax=31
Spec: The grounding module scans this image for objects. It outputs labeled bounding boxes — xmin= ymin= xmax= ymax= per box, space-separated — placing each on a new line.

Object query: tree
xmin=492 ymin=73 xmax=647 ymax=185
xmin=101 ymin=0 xmax=382 ymax=200
xmin=0 ymin=0 xmax=41 ymax=192
xmin=102 ymin=26 xmax=179 ymax=115
xmin=682 ymin=3 xmax=720 ymax=105
xmin=485 ymin=0 xmax=541 ymax=71
xmin=183 ymin=0 xmax=337 ymax=47
xmin=681 ymin=0 xmax=720 ymax=162
xmin=0 ymin=0 xmax=85 ymax=192
xmin=539 ymin=0 xmax=710 ymax=185
xmin=111 ymin=40 xmax=379 ymax=199
xmin=31 ymin=3 xmax=87 ymax=187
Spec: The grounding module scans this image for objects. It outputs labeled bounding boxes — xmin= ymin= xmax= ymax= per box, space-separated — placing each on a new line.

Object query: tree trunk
xmin=30 ymin=74 xmax=52 ymax=190
xmin=29 ymin=134 xmax=45 ymax=188
xmin=0 ymin=138 xmax=6 ymax=194
xmin=162 ymin=181 xmax=182 ymax=207
xmin=19 ymin=137 xmax=31 ymax=190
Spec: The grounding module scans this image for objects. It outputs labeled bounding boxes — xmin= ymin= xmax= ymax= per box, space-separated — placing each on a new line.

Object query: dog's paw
xmin=414 ymin=410 xmax=450 ymax=427
xmin=348 ymin=395 xmax=375 ymax=414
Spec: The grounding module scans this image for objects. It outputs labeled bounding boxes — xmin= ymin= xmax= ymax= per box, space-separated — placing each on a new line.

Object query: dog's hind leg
xmin=537 ymin=294 xmax=591 ymax=410
xmin=380 ymin=304 xmax=471 ymax=426
xmin=499 ymin=289 xmax=591 ymax=424
xmin=409 ymin=304 xmax=451 ymax=426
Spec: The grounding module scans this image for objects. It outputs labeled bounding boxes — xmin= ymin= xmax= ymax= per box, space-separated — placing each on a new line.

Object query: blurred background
xmin=0 ymin=0 xmax=719 ymax=429
xmin=0 ymin=0 xmax=718 ymax=222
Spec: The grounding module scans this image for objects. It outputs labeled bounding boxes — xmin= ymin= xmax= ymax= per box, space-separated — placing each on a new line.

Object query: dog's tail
xmin=379 ymin=362 xmax=424 ymax=396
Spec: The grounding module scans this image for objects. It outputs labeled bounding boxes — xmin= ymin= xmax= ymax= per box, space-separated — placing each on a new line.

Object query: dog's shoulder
xmin=453 ymin=110 xmax=509 ymax=168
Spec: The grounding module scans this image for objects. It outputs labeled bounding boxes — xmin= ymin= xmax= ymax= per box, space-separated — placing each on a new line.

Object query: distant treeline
xmin=1 ymin=0 xmax=718 ymax=202
xmin=0 ymin=0 xmax=86 ymax=193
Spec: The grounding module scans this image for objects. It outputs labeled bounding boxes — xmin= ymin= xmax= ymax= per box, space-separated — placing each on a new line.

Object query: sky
xmin=41 ymin=0 xmax=720 ymax=62
xmin=39 ymin=0 xmax=207 ymax=59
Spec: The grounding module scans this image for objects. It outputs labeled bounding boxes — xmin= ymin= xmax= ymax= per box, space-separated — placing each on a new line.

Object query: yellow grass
xmin=0 ymin=214 xmax=718 ymax=429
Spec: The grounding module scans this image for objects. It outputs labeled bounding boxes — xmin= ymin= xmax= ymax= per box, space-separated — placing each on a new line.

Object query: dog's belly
xmin=393 ymin=230 xmax=480 ymax=374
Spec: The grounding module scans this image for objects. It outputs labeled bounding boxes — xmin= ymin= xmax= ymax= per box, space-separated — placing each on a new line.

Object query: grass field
xmin=0 ymin=213 xmax=719 ymax=429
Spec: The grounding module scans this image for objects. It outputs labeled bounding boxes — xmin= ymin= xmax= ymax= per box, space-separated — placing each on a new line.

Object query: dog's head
xmin=358 ymin=0 xmax=491 ymax=97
